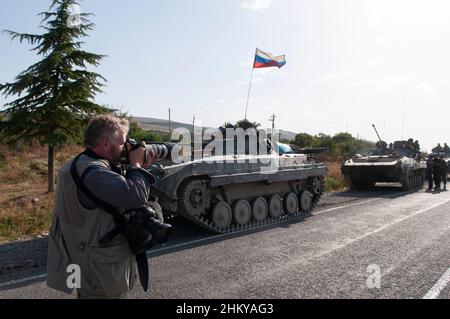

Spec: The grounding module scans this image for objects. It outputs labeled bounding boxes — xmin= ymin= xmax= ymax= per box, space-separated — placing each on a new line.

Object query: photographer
xmin=47 ymin=115 xmax=158 ymax=299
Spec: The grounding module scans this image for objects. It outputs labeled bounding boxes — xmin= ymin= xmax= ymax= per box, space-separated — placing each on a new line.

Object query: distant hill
xmin=132 ymin=116 xmax=298 ymax=141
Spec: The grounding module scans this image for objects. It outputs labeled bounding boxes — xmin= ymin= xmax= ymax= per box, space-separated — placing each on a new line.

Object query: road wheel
xmin=179 ymin=180 xmax=208 ymax=217
xmin=232 ymin=200 xmax=251 ymax=225
xmin=251 ymin=197 xmax=268 ymax=222
xmin=212 ymin=201 xmax=232 ymax=229
xmin=299 ymin=191 xmax=313 ymax=212
xmin=312 ymin=177 xmax=323 ymax=195
xmin=268 ymin=195 xmax=283 ymax=218
xmin=283 ymin=192 xmax=298 ymax=215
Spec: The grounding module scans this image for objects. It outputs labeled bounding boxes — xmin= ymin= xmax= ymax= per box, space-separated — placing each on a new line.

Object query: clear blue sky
xmin=1 ymin=0 xmax=450 ymax=151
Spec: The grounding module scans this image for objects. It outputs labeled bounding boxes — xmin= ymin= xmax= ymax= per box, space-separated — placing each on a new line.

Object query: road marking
xmin=0 ymin=198 xmax=382 ymax=289
xmin=423 ymin=267 xmax=450 ymax=299
xmin=0 ymin=193 xmax=439 ymax=290
xmin=316 ymin=198 xmax=450 ymax=258
xmin=0 ymin=274 xmax=46 ymax=289
xmin=152 ymin=198 xmax=390 ymax=255
xmin=314 ymin=198 xmax=382 ymax=215
xmin=315 ymin=189 xmax=416 ymax=216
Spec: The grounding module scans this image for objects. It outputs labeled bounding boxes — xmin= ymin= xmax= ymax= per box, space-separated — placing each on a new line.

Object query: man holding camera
xmin=47 ymin=115 xmax=158 ymax=299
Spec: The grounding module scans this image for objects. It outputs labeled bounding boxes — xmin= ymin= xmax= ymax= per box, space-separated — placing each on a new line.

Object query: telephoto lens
xmin=146 ymin=143 xmax=173 ymax=161
xmin=122 ymin=139 xmax=181 ymax=165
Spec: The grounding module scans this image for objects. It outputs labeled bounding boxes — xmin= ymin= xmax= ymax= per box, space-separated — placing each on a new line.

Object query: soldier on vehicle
xmin=443 ymin=143 xmax=450 ymax=155
xmin=414 ymin=140 xmax=420 ymax=153
xmin=406 ymin=138 xmax=416 ymax=156
xmin=374 ymin=140 xmax=389 ymax=155
xmin=389 ymin=143 xmax=394 ymax=151
xmin=432 ymin=143 xmax=443 ymax=154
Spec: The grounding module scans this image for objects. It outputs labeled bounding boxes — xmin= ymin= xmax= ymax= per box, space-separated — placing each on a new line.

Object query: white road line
xmin=150 ymin=198 xmax=387 ymax=254
xmin=315 ymin=189 xmax=415 ymax=216
xmin=314 ymin=198 xmax=381 ymax=215
xmin=0 ymin=274 xmax=46 ymax=288
xmin=0 ymin=197 xmax=383 ymax=289
xmin=423 ymin=267 xmax=450 ymax=299
xmin=0 ymin=194 xmax=440 ymax=290
xmin=316 ymin=199 xmax=450 ymax=258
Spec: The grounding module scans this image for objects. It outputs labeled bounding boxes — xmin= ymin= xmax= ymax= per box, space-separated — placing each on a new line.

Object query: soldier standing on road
xmin=426 ymin=155 xmax=434 ymax=192
xmin=432 ymin=154 xmax=442 ymax=191
xmin=440 ymin=156 xmax=448 ymax=191
xmin=47 ymin=115 xmax=157 ymax=299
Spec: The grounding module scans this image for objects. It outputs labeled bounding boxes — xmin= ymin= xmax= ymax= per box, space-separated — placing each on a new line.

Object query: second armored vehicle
xmin=341 ymin=140 xmax=426 ymax=190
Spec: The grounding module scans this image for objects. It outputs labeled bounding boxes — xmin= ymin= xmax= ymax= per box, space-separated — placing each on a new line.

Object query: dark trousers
xmin=428 ymin=175 xmax=433 ymax=189
xmin=434 ymin=174 xmax=441 ymax=189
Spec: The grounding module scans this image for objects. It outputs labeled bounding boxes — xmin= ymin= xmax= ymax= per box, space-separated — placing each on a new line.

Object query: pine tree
xmin=0 ymin=0 xmax=110 ymax=192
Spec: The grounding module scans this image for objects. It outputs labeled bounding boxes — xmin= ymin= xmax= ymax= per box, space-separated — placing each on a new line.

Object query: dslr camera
xmin=123 ymin=205 xmax=173 ymax=256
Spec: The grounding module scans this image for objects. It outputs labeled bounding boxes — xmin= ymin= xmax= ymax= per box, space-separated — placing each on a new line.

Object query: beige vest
xmin=46 ymin=154 xmax=137 ymax=297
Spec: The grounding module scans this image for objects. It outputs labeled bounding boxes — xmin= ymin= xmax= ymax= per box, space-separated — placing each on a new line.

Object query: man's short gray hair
xmin=85 ymin=115 xmax=130 ymax=149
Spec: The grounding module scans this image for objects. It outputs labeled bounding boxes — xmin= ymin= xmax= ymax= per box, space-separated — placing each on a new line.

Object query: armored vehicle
xmin=341 ymin=140 xmax=426 ymax=190
xmin=147 ymin=139 xmax=327 ymax=234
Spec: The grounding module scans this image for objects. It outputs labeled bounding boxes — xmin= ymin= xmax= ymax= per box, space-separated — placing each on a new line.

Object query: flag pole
xmin=244 ymin=49 xmax=257 ymax=120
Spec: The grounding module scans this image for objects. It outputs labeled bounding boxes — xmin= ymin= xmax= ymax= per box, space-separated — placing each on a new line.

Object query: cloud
xmin=316 ymin=71 xmax=358 ymax=85
xmin=237 ymin=67 xmax=284 ymax=86
xmin=240 ymin=0 xmax=272 ymax=11
xmin=366 ymin=58 xmax=383 ymax=68
xmin=317 ymin=71 xmax=419 ymax=94
xmin=415 ymin=79 xmax=449 ymax=101
xmin=237 ymin=58 xmax=253 ymax=67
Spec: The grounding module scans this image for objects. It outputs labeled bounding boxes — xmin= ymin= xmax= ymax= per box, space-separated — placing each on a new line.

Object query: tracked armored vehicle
xmin=148 ymin=140 xmax=326 ymax=234
xmin=341 ymin=140 xmax=426 ymax=190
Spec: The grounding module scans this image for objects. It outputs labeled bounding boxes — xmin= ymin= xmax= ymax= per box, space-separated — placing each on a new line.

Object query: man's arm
xmin=82 ymin=165 xmax=153 ymax=209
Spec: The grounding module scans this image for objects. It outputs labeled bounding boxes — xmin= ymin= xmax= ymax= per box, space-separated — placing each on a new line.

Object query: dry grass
xmin=323 ymin=160 xmax=347 ymax=192
xmin=0 ymin=143 xmax=82 ymax=242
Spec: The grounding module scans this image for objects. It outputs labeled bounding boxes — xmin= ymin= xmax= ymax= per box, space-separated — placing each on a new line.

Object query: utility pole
xmin=268 ymin=114 xmax=278 ymax=141
xmin=269 ymin=114 xmax=276 ymax=131
xmin=168 ymin=108 xmax=172 ymax=142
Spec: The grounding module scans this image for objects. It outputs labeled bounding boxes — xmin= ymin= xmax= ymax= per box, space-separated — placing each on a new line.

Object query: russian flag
xmin=253 ymin=48 xmax=286 ymax=69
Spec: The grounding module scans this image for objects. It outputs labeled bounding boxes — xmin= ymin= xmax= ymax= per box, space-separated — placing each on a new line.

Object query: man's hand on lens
xmin=145 ymin=153 xmax=157 ymax=167
xmin=127 ymin=142 xmax=147 ymax=168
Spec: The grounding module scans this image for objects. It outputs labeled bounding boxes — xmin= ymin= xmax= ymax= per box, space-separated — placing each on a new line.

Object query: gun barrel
xmin=372 ymin=124 xmax=382 ymax=142
xmin=298 ymin=147 xmax=329 ymax=154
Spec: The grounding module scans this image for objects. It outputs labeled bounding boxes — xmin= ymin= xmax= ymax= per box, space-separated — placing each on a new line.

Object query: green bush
xmin=324 ymin=176 xmax=346 ymax=192
xmin=128 ymin=120 xmax=167 ymax=142
xmin=291 ymin=132 xmax=374 ymax=158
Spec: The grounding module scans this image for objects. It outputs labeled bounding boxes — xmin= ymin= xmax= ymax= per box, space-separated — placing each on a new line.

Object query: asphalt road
xmin=1 ymin=185 xmax=450 ymax=299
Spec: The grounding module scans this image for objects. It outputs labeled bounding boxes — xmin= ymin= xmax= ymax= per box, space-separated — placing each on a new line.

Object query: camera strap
xmin=70 ymin=151 xmax=150 ymax=292
xmin=70 ymin=152 xmax=128 ymax=231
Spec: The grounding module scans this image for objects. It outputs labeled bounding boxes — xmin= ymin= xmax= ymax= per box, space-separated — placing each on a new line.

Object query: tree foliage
xmin=0 ymin=0 xmax=110 ymax=192
xmin=127 ymin=119 xmax=167 ymax=142
xmin=291 ymin=132 xmax=374 ymax=158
